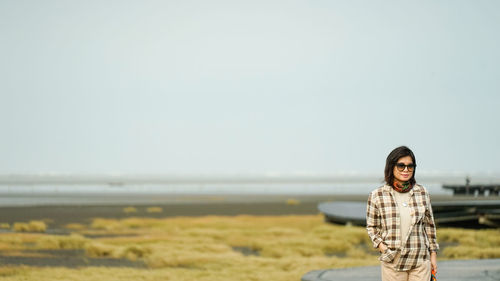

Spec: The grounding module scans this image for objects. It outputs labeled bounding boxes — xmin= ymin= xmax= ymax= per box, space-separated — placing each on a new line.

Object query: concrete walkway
xmin=302 ymin=259 xmax=500 ymax=281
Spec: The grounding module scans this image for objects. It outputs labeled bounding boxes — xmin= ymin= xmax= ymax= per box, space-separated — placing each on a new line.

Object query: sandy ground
xmin=0 ymin=193 xmax=486 ymax=228
xmin=0 ymin=194 xmax=371 ymax=228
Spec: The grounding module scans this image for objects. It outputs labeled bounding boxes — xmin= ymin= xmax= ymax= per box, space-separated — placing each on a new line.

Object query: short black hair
xmin=384 ymin=146 xmax=417 ymax=186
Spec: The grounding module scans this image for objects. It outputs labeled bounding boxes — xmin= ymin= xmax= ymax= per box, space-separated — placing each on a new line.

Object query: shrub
xmin=119 ymin=245 xmax=152 ymax=260
xmin=12 ymin=221 xmax=47 ymax=233
xmin=85 ymin=242 xmax=118 ymax=258
xmin=123 ymin=207 xmax=138 ymax=214
xmin=36 ymin=233 xmax=89 ymax=249
xmin=146 ymin=207 xmax=163 ymax=213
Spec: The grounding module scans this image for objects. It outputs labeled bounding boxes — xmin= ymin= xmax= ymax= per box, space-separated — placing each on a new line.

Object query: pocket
xmin=379 ymin=248 xmax=398 ymax=263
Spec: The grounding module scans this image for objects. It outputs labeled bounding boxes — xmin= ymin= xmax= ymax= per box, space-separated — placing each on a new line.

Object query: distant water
xmin=0 ymin=183 xmax=454 ymax=207
xmin=0 ymin=182 xmax=451 ymax=195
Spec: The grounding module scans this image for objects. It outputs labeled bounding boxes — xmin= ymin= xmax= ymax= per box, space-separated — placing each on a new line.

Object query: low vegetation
xmin=0 ymin=215 xmax=498 ymax=281
xmin=36 ymin=233 xmax=89 ymax=249
xmin=12 ymin=220 xmax=47 ymax=233
xmin=286 ymin=198 xmax=301 ymax=205
xmin=438 ymin=228 xmax=500 ymax=259
xmin=123 ymin=207 xmax=138 ymax=214
xmin=146 ymin=207 xmax=163 ymax=213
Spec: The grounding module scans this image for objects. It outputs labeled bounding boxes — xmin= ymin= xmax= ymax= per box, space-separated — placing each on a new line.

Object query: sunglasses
xmin=395 ymin=163 xmax=416 ymax=172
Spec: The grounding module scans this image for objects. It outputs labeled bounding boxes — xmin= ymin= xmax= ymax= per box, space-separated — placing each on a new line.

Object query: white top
xmin=391 ymin=188 xmax=412 ymax=248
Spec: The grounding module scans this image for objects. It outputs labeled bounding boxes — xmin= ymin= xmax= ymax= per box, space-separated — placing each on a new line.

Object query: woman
xmin=366 ymin=146 xmax=438 ymax=281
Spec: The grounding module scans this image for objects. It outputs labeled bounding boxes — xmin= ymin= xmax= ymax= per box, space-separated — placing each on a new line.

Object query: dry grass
xmin=0 ymin=215 xmax=498 ymax=281
xmin=90 ymin=218 xmax=123 ymax=230
xmin=286 ymin=198 xmax=301 ymax=205
xmin=12 ymin=221 xmax=47 ymax=233
xmin=85 ymin=242 xmax=118 ymax=258
xmin=123 ymin=207 xmax=138 ymax=214
xmin=79 ymin=215 xmax=383 ymax=272
xmin=64 ymin=223 xmax=87 ymax=230
xmin=120 ymin=244 xmax=152 ymax=260
xmin=36 ymin=233 xmax=89 ymax=249
xmin=0 ymin=235 xmax=24 ymax=251
xmin=146 ymin=207 xmax=163 ymax=213
xmin=0 ymin=267 xmax=24 ymax=278
xmin=437 ymin=227 xmax=500 ymax=259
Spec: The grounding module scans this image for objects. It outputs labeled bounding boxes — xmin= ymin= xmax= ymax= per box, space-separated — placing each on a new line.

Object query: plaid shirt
xmin=366 ymin=184 xmax=439 ymax=271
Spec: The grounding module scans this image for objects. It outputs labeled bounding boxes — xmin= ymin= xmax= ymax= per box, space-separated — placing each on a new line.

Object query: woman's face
xmin=393 ymin=155 xmax=414 ymax=182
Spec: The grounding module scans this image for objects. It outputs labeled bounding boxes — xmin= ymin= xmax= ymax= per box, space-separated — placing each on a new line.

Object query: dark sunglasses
xmin=395 ymin=163 xmax=416 ymax=172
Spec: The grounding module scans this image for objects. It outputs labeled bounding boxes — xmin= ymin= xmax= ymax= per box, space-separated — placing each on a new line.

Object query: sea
xmin=0 ymin=182 xmax=450 ymax=207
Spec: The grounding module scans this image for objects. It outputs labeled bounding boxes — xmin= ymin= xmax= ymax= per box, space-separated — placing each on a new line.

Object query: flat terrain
xmin=0 ymin=193 xmax=498 ymax=281
xmin=0 ymin=194 xmax=368 ymax=228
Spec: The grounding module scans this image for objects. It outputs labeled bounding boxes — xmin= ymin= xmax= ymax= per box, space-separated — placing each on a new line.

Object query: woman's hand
xmin=378 ymin=243 xmax=388 ymax=253
xmin=430 ymin=251 xmax=437 ymax=272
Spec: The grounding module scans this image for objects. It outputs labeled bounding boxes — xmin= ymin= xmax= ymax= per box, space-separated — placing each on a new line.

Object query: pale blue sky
xmin=1 ymin=0 xmax=499 ymax=175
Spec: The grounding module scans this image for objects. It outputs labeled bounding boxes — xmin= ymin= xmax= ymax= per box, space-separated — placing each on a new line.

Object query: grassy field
xmin=0 ymin=213 xmax=499 ymax=281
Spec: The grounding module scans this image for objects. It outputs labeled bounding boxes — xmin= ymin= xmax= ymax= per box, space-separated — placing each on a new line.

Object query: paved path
xmin=302 ymin=259 xmax=500 ymax=281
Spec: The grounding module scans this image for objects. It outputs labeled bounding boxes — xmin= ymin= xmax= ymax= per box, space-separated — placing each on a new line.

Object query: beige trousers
xmin=381 ymin=254 xmax=431 ymax=281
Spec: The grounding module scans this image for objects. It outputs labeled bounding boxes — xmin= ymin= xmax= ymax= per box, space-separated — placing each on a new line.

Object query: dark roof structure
xmin=318 ymin=200 xmax=500 ymax=228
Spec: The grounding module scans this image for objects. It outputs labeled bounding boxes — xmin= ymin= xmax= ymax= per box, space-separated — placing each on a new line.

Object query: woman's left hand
xmin=430 ymin=251 xmax=437 ymax=272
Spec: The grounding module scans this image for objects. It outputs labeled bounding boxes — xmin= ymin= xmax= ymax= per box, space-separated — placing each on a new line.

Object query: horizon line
xmin=1 ymin=172 xmax=499 ymax=185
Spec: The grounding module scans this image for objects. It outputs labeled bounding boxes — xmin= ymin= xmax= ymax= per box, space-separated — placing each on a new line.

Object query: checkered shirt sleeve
xmin=424 ymin=191 xmax=439 ymax=252
xmin=366 ymin=190 xmax=383 ymax=249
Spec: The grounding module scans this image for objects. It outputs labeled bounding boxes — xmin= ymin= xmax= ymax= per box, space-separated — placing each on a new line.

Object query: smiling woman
xmin=389 ymin=156 xmax=416 ymax=193
xmin=366 ymin=146 xmax=439 ymax=281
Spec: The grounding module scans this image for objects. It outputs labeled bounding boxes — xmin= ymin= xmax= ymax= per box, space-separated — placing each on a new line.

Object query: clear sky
xmin=1 ymin=0 xmax=499 ymax=176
